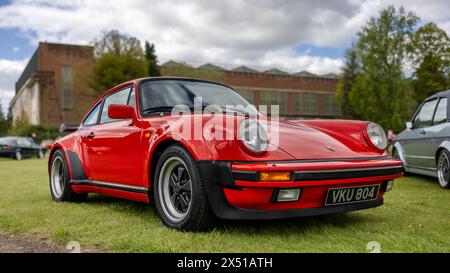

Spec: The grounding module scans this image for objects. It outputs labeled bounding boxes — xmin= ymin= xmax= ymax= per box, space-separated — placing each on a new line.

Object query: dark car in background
xmin=0 ymin=136 xmax=45 ymax=160
xmin=393 ymin=90 xmax=450 ymax=189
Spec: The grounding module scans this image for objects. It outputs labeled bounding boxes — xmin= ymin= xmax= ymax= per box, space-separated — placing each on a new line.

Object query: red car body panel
xmin=49 ymin=77 xmax=403 ymax=219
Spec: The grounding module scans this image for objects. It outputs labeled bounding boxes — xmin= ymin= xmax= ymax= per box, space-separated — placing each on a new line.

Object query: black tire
xmin=437 ymin=150 xmax=450 ymax=189
xmin=153 ymin=144 xmax=215 ymax=231
xmin=392 ymin=148 xmax=399 ymax=159
xmin=49 ymin=149 xmax=88 ymax=202
xmin=392 ymin=148 xmax=408 ymax=176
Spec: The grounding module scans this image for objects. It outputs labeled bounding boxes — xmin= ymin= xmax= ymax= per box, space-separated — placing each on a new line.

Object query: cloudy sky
xmin=0 ymin=0 xmax=449 ymax=112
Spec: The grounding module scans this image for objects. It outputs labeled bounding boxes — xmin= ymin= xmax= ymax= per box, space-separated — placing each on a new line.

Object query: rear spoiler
xmin=59 ymin=123 xmax=79 ymax=133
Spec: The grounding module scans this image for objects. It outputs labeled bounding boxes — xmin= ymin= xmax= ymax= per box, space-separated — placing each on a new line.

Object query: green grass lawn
xmin=0 ymin=157 xmax=449 ymax=253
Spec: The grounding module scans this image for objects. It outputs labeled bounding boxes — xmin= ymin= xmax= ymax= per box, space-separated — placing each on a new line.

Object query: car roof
xmin=425 ymin=90 xmax=450 ymax=101
xmin=95 ymin=77 xmax=234 ymax=104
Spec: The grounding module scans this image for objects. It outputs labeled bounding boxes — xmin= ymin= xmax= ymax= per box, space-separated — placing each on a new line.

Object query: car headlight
xmin=366 ymin=122 xmax=387 ymax=150
xmin=238 ymin=119 xmax=268 ymax=153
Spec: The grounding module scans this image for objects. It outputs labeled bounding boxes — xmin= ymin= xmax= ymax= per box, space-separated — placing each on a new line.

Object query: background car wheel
xmin=15 ymin=151 xmax=22 ymax=160
xmin=153 ymin=144 xmax=215 ymax=231
xmin=38 ymin=149 xmax=45 ymax=159
xmin=437 ymin=150 xmax=450 ymax=189
xmin=392 ymin=148 xmax=399 ymax=159
xmin=49 ymin=150 xmax=88 ymax=202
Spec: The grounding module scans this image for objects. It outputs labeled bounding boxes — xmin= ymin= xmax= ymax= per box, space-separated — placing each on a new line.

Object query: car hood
xmin=271 ymin=120 xmax=383 ymax=160
xmin=142 ymin=114 xmax=384 ymax=161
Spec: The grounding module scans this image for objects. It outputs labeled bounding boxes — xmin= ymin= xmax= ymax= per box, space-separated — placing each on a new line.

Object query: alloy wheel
xmin=437 ymin=152 xmax=450 ymax=188
xmin=158 ymin=156 xmax=193 ymax=223
xmin=51 ymin=156 xmax=65 ymax=198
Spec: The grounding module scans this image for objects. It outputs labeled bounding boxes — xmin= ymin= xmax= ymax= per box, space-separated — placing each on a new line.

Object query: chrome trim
xmin=70 ymin=179 xmax=148 ymax=194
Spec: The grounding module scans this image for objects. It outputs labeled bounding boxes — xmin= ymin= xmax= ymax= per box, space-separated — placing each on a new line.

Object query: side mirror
xmin=108 ymin=104 xmax=134 ymax=120
xmin=406 ymin=122 xmax=413 ymax=130
xmin=60 ymin=123 xmax=79 ymax=133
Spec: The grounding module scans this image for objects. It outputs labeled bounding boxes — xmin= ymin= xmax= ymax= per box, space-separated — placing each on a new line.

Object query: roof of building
xmin=293 ymin=71 xmax=318 ymax=77
xmin=159 ymin=60 xmax=339 ymax=80
xmin=321 ymin=73 xmax=339 ymax=79
xmin=231 ymin=66 xmax=259 ymax=73
xmin=197 ymin=63 xmax=226 ymax=71
xmin=263 ymin=68 xmax=289 ymax=75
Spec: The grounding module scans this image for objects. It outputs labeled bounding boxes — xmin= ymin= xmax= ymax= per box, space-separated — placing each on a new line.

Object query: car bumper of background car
xmin=0 ymin=151 xmax=15 ymax=157
xmin=197 ymin=158 xmax=403 ymax=220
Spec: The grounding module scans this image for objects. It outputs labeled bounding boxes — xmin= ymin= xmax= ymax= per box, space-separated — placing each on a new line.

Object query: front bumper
xmin=198 ymin=157 xmax=403 ymax=220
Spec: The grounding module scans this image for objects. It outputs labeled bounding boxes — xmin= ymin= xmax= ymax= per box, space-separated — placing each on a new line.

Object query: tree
xmin=92 ymin=53 xmax=148 ymax=92
xmin=336 ymin=47 xmax=360 ymax=119
xmin=145 ymin=41 xmax=160 ymax=76
xmin=0 ymin=100 xmax=8 ymax=136
xmin=160 ymin=61 xmax=226 ymax=83
xmin=349 ymin=6 xmax=419 ymax=131
xmin=93 ymin=30 xmax=145 ymax=60
xmin=91 ymin=30 xmax=148 ymax=92
xmin=409 ymin=23 xmax=450 ymax=102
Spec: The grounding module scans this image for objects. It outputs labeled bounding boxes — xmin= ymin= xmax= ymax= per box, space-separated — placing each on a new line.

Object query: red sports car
xmin=48 ymin=77 xmax=403 ymax=230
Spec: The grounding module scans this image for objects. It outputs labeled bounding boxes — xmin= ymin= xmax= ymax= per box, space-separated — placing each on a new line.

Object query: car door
xmin=420 ymin=97 xmax=448 ymax=169
xmin=402 ymin=99 xmax=439 ymax=168
xmin=18 ymin=138 xmax=33 ymax=157
xmin=81 ymin=86 xmax=145 ymax=187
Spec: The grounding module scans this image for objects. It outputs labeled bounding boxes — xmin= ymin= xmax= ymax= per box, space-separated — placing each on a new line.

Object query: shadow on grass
xmin=82 ymin=193 xmax=370 ymax=233
xmin=403 ymin=173 xmax=440 ymax=187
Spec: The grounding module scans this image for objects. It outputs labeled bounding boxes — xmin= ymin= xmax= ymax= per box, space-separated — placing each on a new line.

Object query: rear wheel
xmin=153 ymin=145 xmax=215 ymax=231
xmin=49 ymin=150 xmax=88 ymax=201
xmin=437 ymin=150 xmax=450 ymax=189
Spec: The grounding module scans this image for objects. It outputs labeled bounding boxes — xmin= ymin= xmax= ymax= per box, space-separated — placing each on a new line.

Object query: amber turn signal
xmin=259 ymin=171 xmax=291 ymax=182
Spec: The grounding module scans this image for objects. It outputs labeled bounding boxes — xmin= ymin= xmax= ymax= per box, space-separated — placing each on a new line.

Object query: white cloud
xmin=0 ymin=59 xmax=28 ymax=114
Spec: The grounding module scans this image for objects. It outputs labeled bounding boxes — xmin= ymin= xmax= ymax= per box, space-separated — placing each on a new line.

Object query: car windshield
xmin=0 ymin=137 xmax=15 ymax=145
xmin=139 ymin=80 xmax=259 ymax=116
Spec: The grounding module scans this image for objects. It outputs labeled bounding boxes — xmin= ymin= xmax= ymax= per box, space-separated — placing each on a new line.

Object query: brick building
xmin=161 ymin=62 xmax=340 ymax=119
xmin=10 ymin=42 xmax=96 ymax=127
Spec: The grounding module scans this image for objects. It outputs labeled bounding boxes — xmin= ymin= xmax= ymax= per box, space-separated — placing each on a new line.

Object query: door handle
xmin=419 ymin=130 xmax=426 ymax=135
xmin=85 ymin=132 xmax=96 ymax=139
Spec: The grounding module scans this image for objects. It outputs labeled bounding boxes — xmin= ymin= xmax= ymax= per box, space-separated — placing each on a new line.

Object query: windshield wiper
xmin=142 ymin=106 xmax=175 ymax=115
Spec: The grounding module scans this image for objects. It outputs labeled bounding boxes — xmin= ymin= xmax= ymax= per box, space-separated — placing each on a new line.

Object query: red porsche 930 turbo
xmin=48 ymin=77 xmax=403 ymax=230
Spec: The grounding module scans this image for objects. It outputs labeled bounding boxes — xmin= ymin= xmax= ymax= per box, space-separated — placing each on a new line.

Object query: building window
xmin=259 ymin=90 xmax=288 ymax=115
xmin=236 ymin=89 xmax=254 ymax=104
xmin=293 ymin=92 xmax=319 ymax=116
xmin=61 ymin=66 xmax=74 ymax=110
xmin=323 ymin=93 xmax=341 ymax=116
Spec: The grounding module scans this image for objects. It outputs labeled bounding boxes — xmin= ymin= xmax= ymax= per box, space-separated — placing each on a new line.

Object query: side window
xmin=128 ymin=88 xmax=136 ymax=108
xmin=16 ymin=138 xmax=24 ymax=146
xmin=100 ymin=87 xmax=131 ymax=124
xmin=20 ymin=138 xmax=32 ymax=147
xmin=433 ymin=98 xmax=447 ymax=125
xmin=83 ymin=102 xmax=101 ymax=126
xmin=61 ymin=66 xmax=74 ymax=110
xmin=414 ymin=99 xmax=438 ymax=129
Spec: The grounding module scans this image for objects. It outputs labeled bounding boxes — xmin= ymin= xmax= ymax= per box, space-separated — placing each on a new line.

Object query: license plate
xmin=325 ymin=185 xmax=379 ymax=206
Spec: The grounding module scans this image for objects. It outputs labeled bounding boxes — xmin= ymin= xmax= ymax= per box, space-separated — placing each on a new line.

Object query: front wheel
xmin=14 ymin=151 xmax=22 ymax=160
xmin=437 ymin=150 xmax=450 ymax=189
xmin=153 ymin=145 xmax=215 ymax=231
xmin=49 ymin=150 xmax=88 ymax=201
